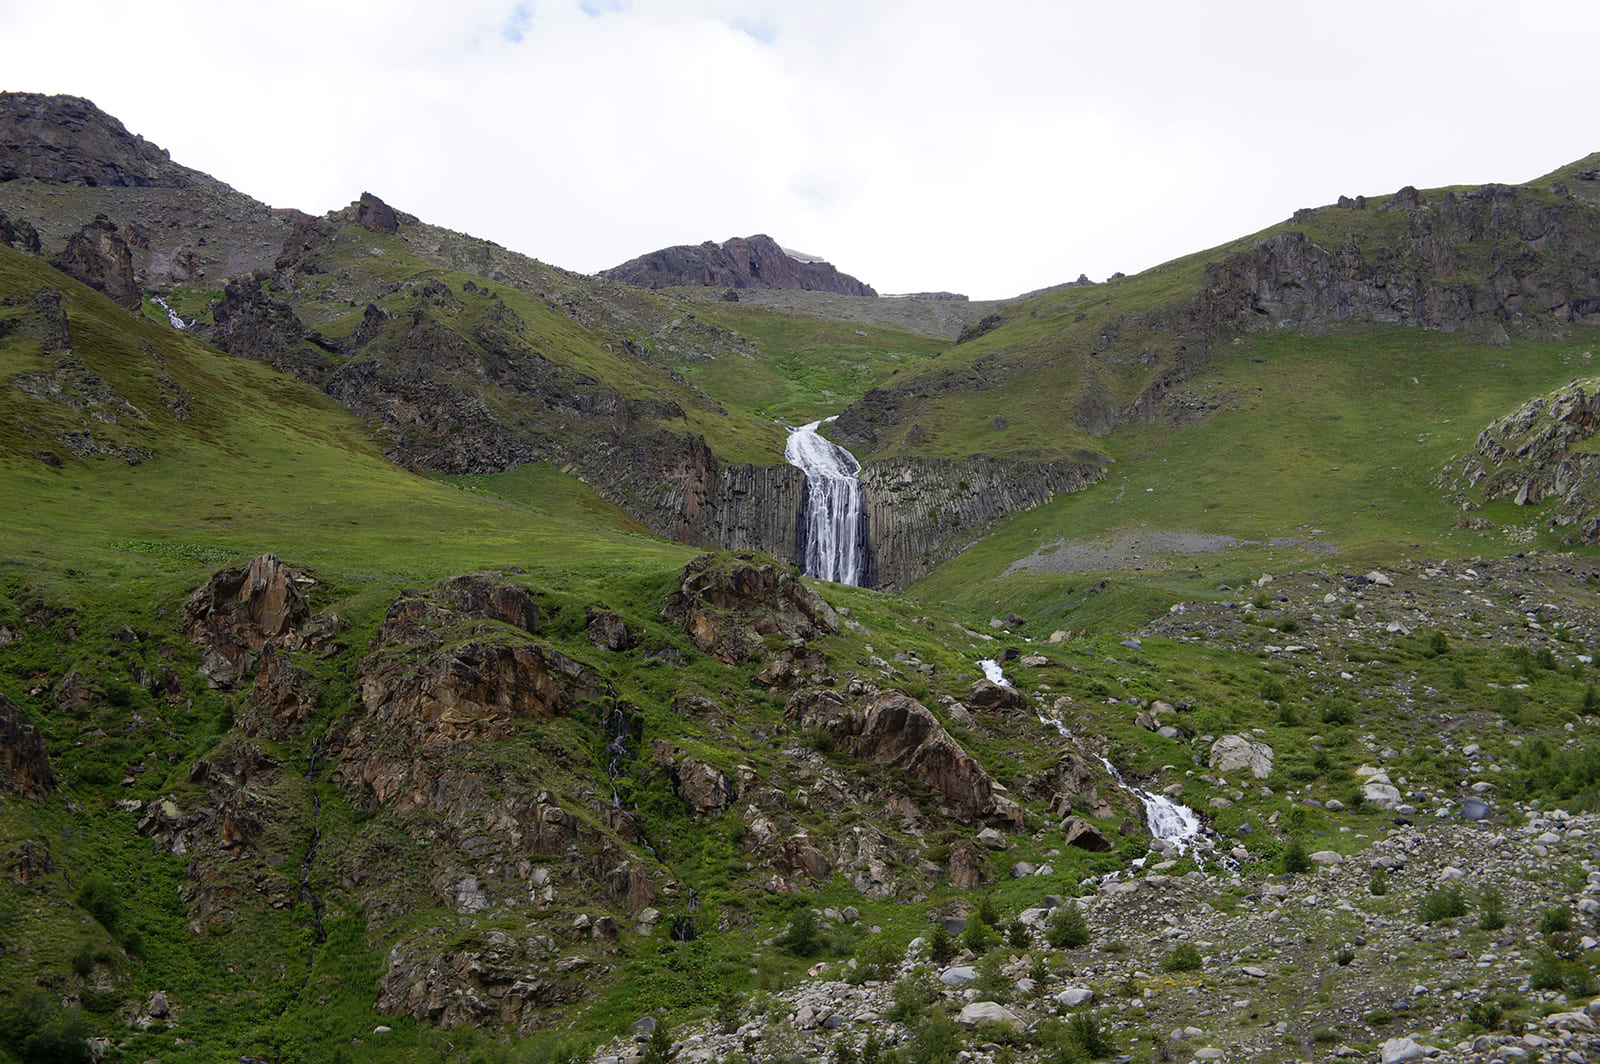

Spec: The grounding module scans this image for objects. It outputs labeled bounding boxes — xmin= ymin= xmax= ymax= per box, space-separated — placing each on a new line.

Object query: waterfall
xmin=152 ymin=295 xmax=188 ymax=330
xmin=981 ymin=657 xmax=1206 ymax=854
xmin=784 ymin=418 xmax=868 ymax=586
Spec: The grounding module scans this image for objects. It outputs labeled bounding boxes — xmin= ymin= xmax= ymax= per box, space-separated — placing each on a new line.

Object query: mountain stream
xmin=979 ymin=658 xmax=1207 ymax=855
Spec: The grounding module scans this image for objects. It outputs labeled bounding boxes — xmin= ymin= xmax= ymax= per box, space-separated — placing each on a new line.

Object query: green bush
xmin=1369 ymin=869 xmax=1389 ymax=896
xmin=1160 ymin=942 xmax=1202 ymax=972
xmin=1005 ymin=919 xmax=1030 ymax=950
xmin=75 ymin=874 xmax=121 ymax=935
xmin=1067 ymin=1011 xmax=1114 ymax=1059
xmin=927 ymin=925 xmax=956 ymax=964
xmin=976 ymin=895 xmax=1000 ymax=926
xmin=1477 ymin=888 xmax=1506 ymax=931
xmin=961 ymin=920 xmax=992 ymax=954
xmin=907 ymin=1012 xmax=961 ymax=1064
xmin=1046 ymin=903 xmax=1090 ymax=949
xmin=1418 ymin=886 xmax=1468 ymax=924
xmin=778 ymin=910 xmax=823 ymax=958
xmin=1281 ymin=837 xmax=1312 ymax=875
xmin=1539 ymin=907 xmax=1574 ymax=936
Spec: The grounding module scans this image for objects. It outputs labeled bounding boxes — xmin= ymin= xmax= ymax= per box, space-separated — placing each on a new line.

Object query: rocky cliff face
xmin=0 ymin=690 xmax=56 ymax=799
xmin=0 ymin=93 xmax=217 ymax=188
xmin=49 ymin=215 xmax=140 ymax=310
xmin=601 ymin=234 xmax=877 ymax=297
xmin=1190 ymin=183 xmax=1600 ymax=340
xmin=859 ymin=455 xmax=1107 ymax=588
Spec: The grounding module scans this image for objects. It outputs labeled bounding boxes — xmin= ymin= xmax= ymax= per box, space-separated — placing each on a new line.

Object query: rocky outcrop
xmin=238 ymin=646 xmax=319 ymax=739
xmin=50 ymin=215 xmax=139 ymax=310
xmin=1190 ymin=184 xmax=1600 ymax=339
xmin=601 ymin=234 xmax=877 ymax=297
xmin=356 ymin=191 xmax=399 ymax=234
xmin=0 ymin=92 xmax=215 ymax=188
xmin=205 ymin=276 xmax=335 ymax=379
xmin=0 ymin=690 xmax=55 ymax=799
xmin=1442 ymin=377 xmax=1600 ymax=544
xmin=376 ymin=929 xmax=582 ymax=1031
xmin=651 ymin=740 xmax=733 ymax=817
xmin=182 ymin=555 xmax=313 ymax=685
xmin=855 ymin=456 xmax=1107 ymax=588
xmin=662 ymin=554 xmax=838 ymax=665
xmin=0 ymin=210 xmax=40 ymax=253
xmin=788 ymin=686 xmax=1024 ymax=830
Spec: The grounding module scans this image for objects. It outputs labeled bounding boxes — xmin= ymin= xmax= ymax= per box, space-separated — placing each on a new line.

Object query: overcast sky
xmin=2 ymin=0 xmax=1595 ymax=299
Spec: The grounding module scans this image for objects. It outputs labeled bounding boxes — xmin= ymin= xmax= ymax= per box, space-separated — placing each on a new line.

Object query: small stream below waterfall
xmin=784 ymin=417 xmax=868 ymax=586
xmin=980 ymin=658 xmax=1208 ymax=856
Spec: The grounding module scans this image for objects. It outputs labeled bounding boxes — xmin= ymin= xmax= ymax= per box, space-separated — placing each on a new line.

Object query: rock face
xmin=788 ymin=687 xmax=1024 ymax=830
xmin=356 ymin=191 xmax=399 ymax=234
xmin=50 ymin=215 xmax=140 ymax=310
xmin=601 ymin=234 xmax=877 ymax=297
xmin=0 ymin=691 xmax=55 ymax=799
xmin=663 ymin=554 xmax=839 ymax=665
xmin=1442 ymin=377 xmax=1600 ymax=544
xmin=0 ymin=92 xmax=214 ymax=188
xmin=1191 ymin=184 xmax=1600 ymax=338
xmin=851 ymin=455 xmax=1107 ymax=588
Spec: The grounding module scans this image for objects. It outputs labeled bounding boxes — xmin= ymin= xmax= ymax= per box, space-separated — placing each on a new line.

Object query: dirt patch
xmin=1004 ymin=529 xmax=1336 ymax=576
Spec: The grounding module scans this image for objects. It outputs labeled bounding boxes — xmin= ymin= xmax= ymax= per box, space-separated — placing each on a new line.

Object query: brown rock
xmin=183 ymin=554 xmax=311 ymax=682
xmin=948 ymin=840 xmax=986 ymax=889
xmin=664 ymin=554 xmax=838 ymax=665
xmin=585 ymin=608 xmax=633 ymax=651
xmin=1062 ymin=816 xmax=1113 ymax=852
xmin=0 ymin=690 xmax=56 ymax=799
xmin=238 ymin=645 xmax=319 ymax=739
xmin=968 ymin=679 xmax=1030 ymax=713
xmin=789 ymin=687 xmax=1023 ymax=830
xmin=50 ymin=215 xmax=140 ymax=310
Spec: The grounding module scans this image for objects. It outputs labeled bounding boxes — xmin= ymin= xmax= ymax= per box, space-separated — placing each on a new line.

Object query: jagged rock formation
xmin=49 ymin=214 xmax=140 ymax=309
xmin=858 ymin=456 xmax=1108 ymax=588
xmin=0 ymin=690 xmax=56 ymax=799
xmin=787 ymin=685 xmax=1024 ymax=830
xmin=181 ymin=554 xmax=314 ymax=686
xmin=1442 ymin=376 xmax=1600 ymax=543
xmin=0 ymin=210 xmax=40 ymax=252
xmin=601 ymin=234 xmax=877 ymax=297
xmin=0 ymin=92 xmax=216 ymax=188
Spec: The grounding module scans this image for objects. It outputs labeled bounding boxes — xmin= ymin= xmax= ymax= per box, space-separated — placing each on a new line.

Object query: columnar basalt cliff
xmin=859 ymin=455 xmax=1108 ymax=588
xmin=601 ymin=234 xmax=877 ymax=297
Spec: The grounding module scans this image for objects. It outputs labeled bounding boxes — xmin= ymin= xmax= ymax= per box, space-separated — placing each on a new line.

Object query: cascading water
xmin=784 ymin=417 xmax=868 ymax=586
xmin=980 ymin=657 xmax=1206 ymax=854
xmin=152 ymin=295 xmax=188 ymax=330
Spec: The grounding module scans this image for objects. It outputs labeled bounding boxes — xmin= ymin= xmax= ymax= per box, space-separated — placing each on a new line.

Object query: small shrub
xmin=976 ymin=895 xmax=1000 ymax=927
xmin=1046 ymin=903 xmax=1090 ymax=949
xmin=1006 ymin=920 xmax=1030 ymax=950
xmin=1335 ymin=948 xmax=1355 ymax=966
xmin=1539 ymin=907 xmax=1574 ymax=936
xmin=927 ymin=925 xmax=957 ymax=964
xmin=885 ymin=969 xmax=939 ymax=1023
xmin=1418 ymin=886 xmax=1468 ymax=924
xmin=1477 ymin=888 xmax=1506 ymax=931
xmin=1281 ymin=837 xmax=1312 ymax=875
xmin=961 ymin=919 xmax=992 ymax=954
xmin=641 ymin=1023 xmax=676 ymax=1064
xmin=1161 ymin=942 xmax=1202 ymax=972
xmin=1068 ymin=1011 xmax=1114 ymax=1059
xmin=1338 ymin=603 xmax=1358 ymax=620
xmin=1368 ymin=869 xmax=1389 ymax=896
xmin=909 ymin=1013 xmax=961 ymax=1064
xmin=75 ymin=874 xmax=121 ymax=935
xmin=1465 ymin=1000 xmax=1503 ymax=1033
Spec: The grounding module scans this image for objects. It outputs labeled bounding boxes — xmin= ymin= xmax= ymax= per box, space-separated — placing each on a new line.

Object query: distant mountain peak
xmin=600 ymin=233 xmax=877 ymax=297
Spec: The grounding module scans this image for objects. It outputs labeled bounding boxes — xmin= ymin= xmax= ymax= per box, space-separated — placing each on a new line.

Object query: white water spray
xmin=152 ymin=296 xmax=188 ymax=330
xmin=784 ymin=418 xmax=868 ymax=586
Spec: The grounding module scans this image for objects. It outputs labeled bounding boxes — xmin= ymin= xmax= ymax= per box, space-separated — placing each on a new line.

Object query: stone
xmin=1062 ymin=816 xmax=1113 ymax=852
xmin=1009 ymin=861 xmax=1035 ymax=878
xmin=940 ymin=966 xmax=977 ymax=986
xmin=1208 ymin=734 xmax=1274 ymax=779
xmin=1055 ymin=987 xmax=1094 ymax=1006
xmin=977 ymin=827 xmax=1009 ymax=850
xmin=0 ymin=690 xmax=56 ymax=799
xmin=1378 ymin=1036 xmax=1429 ymax=1063
xmin=1309 ymin=850 xmax=1343 ymax=865
xmin=1363 ymin=782 xmax=1403 ymax=810
xmin=1366 ymin=571 xmax=1394 ymax=587
xmin=956 ymin=1002 xmax=1021 ymax=1027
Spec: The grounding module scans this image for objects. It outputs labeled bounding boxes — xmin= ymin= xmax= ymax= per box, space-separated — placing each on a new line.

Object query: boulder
xmin=1363 ymin=782 xmax=1403 ymax=810
xmin=1379 ymin=1036 xmax=1430 ymax=1064
xmin=956 ymin=1002 xmax=1022 ymax=1027
xmin=183 ymin=554 xmax=312 ymax=683
xmin=1208 ymin=734 xmax=1275 ymax=779
xmin=1062 ymin=816 xmax=1113 ymax=852
xmin=1056 ymin=987 xmax=1094 ymax=1007
xmin=357 ymin=191 xmax=400 ymax=234
xmin=50 ymin=215 xmax=140 ymax=310
xmin=968 ymin=679 xmax=1029 ymax=712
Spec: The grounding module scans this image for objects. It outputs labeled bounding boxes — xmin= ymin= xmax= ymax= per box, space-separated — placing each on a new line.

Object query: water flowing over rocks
xmin=785 ymin=419 xmax=871 ymax=586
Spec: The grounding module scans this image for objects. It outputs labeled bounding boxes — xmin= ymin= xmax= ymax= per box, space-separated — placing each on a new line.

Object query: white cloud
xmin=1 ymin=0 xmax=1595 ymax=298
